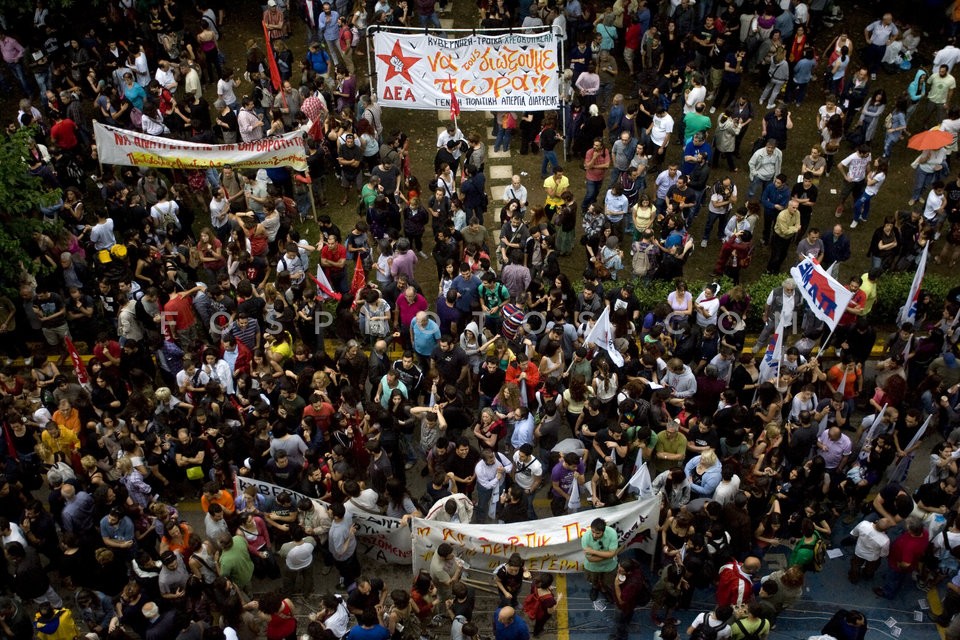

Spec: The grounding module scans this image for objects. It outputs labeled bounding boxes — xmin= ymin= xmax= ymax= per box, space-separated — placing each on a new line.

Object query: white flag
xmin=836 ymin=365 xmax=847 ymax=397
xmin=314 ymin=265 xmax=337 ymax=300
xmin=892 ymin=413 xmax=932 ymax=481
xmin=790 ymin=257 xmax=854 ymax=332
xmin=584 ymin=306 xmax=624 ymax=367
xmin=758 ymin=319 xmax=784 ymax=383
xmin=567 ymin=479 xmax=581 ymax=511
xmin=622 ymin=462 xmax=653 ymax=497
xmin=898 ymin=244 xmax=929 ymax=326
xmin=860 ymin=403 xmax=888 ymax=450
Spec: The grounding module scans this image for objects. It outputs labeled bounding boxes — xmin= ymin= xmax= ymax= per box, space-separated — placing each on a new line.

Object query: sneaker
xmin=418 ymin=251 xmax=428 ymax=259
xmin=405 ymin=461 xmax=415 ymax=470
xmin=1 ymin=358 xmax=11 ymax=367
xmin=709 ymin=106 xmax=716 ymax=114
xmin=908 ymin=198 xmax=917 ymax=206
xmin=22 ymin=357 xmax=32 ymax=367
xmin=936 ymin=232 xmax=942 ymax=240
xmin=765 ymin=103 xmax=777 ymax=109
xmin=589 ymin=587 xmax=599 ymax=601
xmin=871 ymin=73 xmax=877 ymax=80
xmin=701 ymin=239 xmax=708 ymax=248
xmin=849 ymin=220 xmax=858 ymax=228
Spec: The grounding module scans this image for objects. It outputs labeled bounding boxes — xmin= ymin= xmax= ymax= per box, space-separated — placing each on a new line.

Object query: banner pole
xmin=558 ymin=26 xmax=567 ymax=163
xmin=366 ymin=28 xmax=375 ymax=90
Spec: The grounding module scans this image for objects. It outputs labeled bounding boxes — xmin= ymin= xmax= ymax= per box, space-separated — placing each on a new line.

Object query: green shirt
xmin=730 ymin=617 xmax=770 ymax=640
xmin=220 ymin=534 xmax=255 ymax=589
xmin=581 ymin=526 xmax=619 ymax=572
xmin=684 ymin=112 xmax=712 ymax=139
xmin=653 ymin=430 xmax=687 ymax=475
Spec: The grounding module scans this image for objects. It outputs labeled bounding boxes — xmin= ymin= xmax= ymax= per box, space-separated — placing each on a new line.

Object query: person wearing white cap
xmin=279 ymin=523 xmax=317 ymax=593
xmin=263 ymin=0 xmax=287 ymax=43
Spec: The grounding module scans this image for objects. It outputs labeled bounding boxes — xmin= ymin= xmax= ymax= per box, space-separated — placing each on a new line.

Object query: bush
xmin=574 ymin=270 xmax=954 ymax=333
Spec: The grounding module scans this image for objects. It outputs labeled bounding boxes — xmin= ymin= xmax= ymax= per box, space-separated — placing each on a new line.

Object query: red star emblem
xmin=376 ymin=41 xmax=421 ymax=83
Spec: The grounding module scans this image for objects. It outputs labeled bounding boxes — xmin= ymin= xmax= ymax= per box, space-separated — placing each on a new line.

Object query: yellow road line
xmin=556 ymin=573 xmax=569 ymax=640
xmin=929 ymin=587 xmax=947 ymax=640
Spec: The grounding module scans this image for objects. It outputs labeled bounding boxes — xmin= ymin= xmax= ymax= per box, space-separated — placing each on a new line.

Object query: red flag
xmin=447 ymin=76 xmax=460 ymax=120
xmin=262 ymin=21 xmax=282 ymax=92
xmin=65 ymin=336 xmax=89 ymax=386
xmin=309 ymin=266 xmax=342 ymax=301
xmin=349 ymin=254 xmax=366 ymax=296
xmin=307 ymin=116 xmax=325 ymax=141
xmin=1 ymin=422 xmax=17 ymax=458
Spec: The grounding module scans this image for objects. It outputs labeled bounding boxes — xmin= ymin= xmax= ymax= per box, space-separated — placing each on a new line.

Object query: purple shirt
xmin=550 ymin=460 xmax=585 ymax=497
xmin=390 ymin=250 xmax=418 ymax=281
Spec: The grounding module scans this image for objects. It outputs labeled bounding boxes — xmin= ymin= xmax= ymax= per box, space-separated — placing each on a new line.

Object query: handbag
xmin=186 ymin=465 xmax=204 ymax=480
xmin=522 ymin=589 xmax=541 ymax=620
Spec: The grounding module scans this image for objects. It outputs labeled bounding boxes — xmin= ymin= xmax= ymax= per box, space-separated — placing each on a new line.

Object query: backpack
xmin=732 ymin=619 xmax=765 ymax=640
xmin=796 ymin=533 xmax=827 ymax=571
xmin=690 ymin=616 xmax=728 ymax=640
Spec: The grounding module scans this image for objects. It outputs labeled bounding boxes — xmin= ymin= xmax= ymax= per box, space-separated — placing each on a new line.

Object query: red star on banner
xmin=376 ymin=41 xmax=421 ymax=83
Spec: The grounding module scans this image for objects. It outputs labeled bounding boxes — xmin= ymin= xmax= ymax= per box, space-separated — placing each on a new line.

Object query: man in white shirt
xmin=747 ymin=139 xmax=782 ymax=199
xmin=237 ymin=97 xmax=264 ymax=143
xmin=154 ymin=60 xmax=178 ymax=93
xmin=924 ymin=180 xmax=947 ymax=239
xmin=437 ymin=122 xmax=465 ymax=161
xmin=511 ymin=443 xmax=543 ymax=519
xmin=835 ymin=145 xmax=871 ymax=217
xmin=646 ymin=105 xmax=674 ymax=166
xmin=863 ymin=13 xmax=898 ymax=79
xmin=654 ymin=163 xmax=680 ymax=213
xmin=474 ymin=448 xmax=512 ymax=524
xmin=87 ymin=211 xmax=116 ymax=251
xmin=935 ymin=41 xmax=960 ymax=73
xmin=849 ymin=517 xmax=892 ymax=583
xmin=180 ymin=61 xmax=202 ymax=102
xmin=503 ymin=174 xmax=529 ymax=213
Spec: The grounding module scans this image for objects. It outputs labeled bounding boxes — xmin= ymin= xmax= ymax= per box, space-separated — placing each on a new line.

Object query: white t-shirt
xmin=694 ymin=292 xmax=720 ymax=327
xmin=839 ymin=153 xmax=871 ymax=182
xmin=217 ymin=78 xmax=238 ymax=106
xmin=511 ymin=451 xmax=543 ymax=491
xmin=90 ymin=218 xmax=116 ymax=250
xmin=650 ymin=113 xmax=674 ymax=146
xmin=864 ymin=171 xmax=886 ymax=196
xmin=925 ymin=190 xmax=946 ymax=221
xmin=689 ymin=613 xmax=732 ymax=640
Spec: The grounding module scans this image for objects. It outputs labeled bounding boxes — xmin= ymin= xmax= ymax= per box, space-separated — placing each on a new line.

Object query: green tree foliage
xmin=0 ymin=128 xmax=64 ymax=297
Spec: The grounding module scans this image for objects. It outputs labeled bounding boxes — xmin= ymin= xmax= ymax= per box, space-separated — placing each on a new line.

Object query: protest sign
xmin=234 ymin=476 xmax=411 ymax=564
xmin=94 ymin=122 xmax=308 ymax=171
xmin=411 ymin=495 xmax=660 ymax=574
xmin=373 ymin=31 xmax=560 ymax=111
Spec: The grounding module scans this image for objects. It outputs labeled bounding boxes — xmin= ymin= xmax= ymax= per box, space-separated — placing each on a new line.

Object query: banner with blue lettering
xmin=789 ymin=258 xmax=854 ymax=332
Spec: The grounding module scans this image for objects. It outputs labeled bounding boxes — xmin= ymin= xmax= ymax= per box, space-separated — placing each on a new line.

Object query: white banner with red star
xmin=372 ymin=30 xmax=561 ymax=111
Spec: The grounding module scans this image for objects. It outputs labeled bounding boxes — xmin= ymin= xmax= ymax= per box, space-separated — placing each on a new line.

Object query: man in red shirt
xmin=160 ymin=281 xmax=202 ymax=347
xmin=837 ymin=276 xmax=866 ymax=329
xmin=93 ymin=332 xmax=123 ymax=380
xmin=716 ymin=556 xmax=760 ymax=607
xmin=582 ymin=138 xmax=610 ymax=212
xmin=505 ymin=353 xmax=541 ymax=406
xmin=320 ymin=232 xmax=348 ymax=293
xmin=874 ymin=516 xmax=929 ymax=599
xmin=50 ymin=113 xmax=79 ymax=153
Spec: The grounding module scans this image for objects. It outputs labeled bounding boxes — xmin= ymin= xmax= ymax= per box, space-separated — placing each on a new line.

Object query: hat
xmin=614 ymin=337 xmax=629 ymax=353
xmin=285 ymin=540 xmax=316 ymax=571
xmin=666 ymin=419 xmax=680 ymax=430
xmin=267 ymin=0 xmax=277 ymax=5
xmin=159 ymin=550 xmax=177 ymax=565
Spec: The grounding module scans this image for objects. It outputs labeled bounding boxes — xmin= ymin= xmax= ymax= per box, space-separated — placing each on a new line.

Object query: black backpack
xmin=690 ymin=616 xmax=728 ymax=640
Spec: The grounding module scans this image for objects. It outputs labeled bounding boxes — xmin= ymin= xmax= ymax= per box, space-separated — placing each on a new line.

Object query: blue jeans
xmin=476 ymin=485 xmax=495 ymax=523
xmin=883 ymin=132 xmax=900 ymax=158
xmin=6 ymin=61 xmax=31 ymax=95
xmin=541 ymin=150 xmax=559 ymax=178
xmin=418 ymin=12 xmax=445 ymax=36
xmin=852 ymin=192 xmax=873 ymax=222
xmin=912 ymin=169 xmax=936 ymax=201
xmin=748 ymin=176 xmax=771 ymax=200
xmin=495 ymin=127 xmax=513 ymax=152
xmin=582 ymin=179 xmax=602 ymax=210
xmin=702 ymin=211 xmax=726 ymax=242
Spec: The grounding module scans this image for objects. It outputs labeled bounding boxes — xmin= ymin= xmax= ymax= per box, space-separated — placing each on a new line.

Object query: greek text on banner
xmin=93 ymin=122 xmax=308 ymax=172
xmin=234 ymin=476 xmax=411 ymax=564
xmin=411 ymin=495 xmax=660 ymax=574
xmin=373 ymin=30 xmax=560 ymax=111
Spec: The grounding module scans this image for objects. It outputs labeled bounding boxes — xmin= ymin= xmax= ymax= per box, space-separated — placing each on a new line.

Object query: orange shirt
xmin=201 ymin=489 xmax=236 ymax=515
xmin=52 ymin=408 xmax=81 ymax=435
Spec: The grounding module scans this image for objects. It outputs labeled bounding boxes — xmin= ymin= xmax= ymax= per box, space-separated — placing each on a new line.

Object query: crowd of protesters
xmin=6 ymin=1 xmax=960 ymax=640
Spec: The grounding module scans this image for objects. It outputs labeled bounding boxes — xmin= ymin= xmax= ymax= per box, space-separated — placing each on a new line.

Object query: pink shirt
xmin=584 ymin=148 xmax=610 ymax=182
xmin=396 ymin=293 xmax=428 ymax=328
xmin=0 ymin=36 xmax=24 ymax=63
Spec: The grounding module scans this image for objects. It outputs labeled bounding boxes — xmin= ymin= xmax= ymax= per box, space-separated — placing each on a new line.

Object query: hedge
xmin=575 ymin=270 xmax=955 ymax=332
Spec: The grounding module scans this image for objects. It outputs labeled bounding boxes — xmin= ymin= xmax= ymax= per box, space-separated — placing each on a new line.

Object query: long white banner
xmin=411 ymin=495 xmax=660 ymax=574
xmin=235 ymin=477 xmax=659 ymax=570
xmin=373 ymin=31 xmax=561 ymax=111
xmin=94 ymin=122 xmax=308 ymax=171
xmin=234 ymin=476 xmax=412 ymax=564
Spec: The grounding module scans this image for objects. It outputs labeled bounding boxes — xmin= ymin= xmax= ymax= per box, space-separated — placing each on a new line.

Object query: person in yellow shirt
xmin=543 ymin=166 xmax=570 ymax=216
xmin=40 ymin=423 xmax=79 ymax=459
xmin=858 ymin=268 xmax=881 ymax=315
